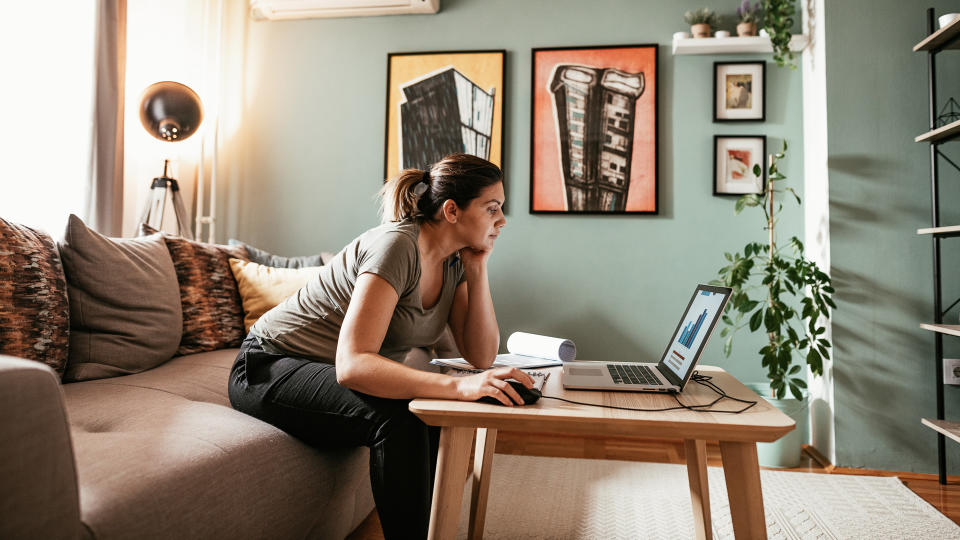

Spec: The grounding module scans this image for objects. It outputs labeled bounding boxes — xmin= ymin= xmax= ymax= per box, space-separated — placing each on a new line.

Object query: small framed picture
xmin=714 ymin=61 xmax=765 ymax=122
xmin=714 ymin=135 xmax=766 ymax=196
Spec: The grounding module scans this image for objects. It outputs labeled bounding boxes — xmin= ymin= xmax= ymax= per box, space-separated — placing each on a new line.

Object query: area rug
xmin=456 ymin=454 xmax=960 ymax=539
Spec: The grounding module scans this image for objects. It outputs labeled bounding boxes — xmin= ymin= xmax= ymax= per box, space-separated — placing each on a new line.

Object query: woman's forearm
xmin=461 ymin=266 xmax=500 ymax=368
xmin=336 ymin=352 xmax=458 ymax=399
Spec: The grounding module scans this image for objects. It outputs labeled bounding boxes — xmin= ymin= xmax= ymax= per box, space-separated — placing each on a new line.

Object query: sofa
xmin=0 ymin=215 xmax=445 ymax=539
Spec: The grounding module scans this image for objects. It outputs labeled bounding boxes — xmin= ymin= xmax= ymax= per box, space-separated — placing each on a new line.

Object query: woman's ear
xmin=441 ymin=199 xmax=460 ymax=224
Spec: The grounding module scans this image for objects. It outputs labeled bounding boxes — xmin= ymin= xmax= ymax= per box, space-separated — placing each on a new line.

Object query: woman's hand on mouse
xmin=454 ymin=367 xmax=534 ymax=406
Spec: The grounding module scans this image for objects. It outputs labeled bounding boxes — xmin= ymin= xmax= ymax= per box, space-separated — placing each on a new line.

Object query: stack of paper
xmin=430 ymin=331 xmax=576 ymax=370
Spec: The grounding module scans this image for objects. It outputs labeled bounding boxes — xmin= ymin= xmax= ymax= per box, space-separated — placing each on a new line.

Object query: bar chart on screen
xmin=677 ymin=309 xmax=708 ymax=348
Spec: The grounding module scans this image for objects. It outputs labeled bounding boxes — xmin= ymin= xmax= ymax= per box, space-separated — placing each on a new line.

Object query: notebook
xmin=431 ymin=331 xmax=575 ymax=370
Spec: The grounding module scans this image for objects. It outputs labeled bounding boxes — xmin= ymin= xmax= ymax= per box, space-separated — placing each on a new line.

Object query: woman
xmin=228 ymin=153 xmax=533 ymax=538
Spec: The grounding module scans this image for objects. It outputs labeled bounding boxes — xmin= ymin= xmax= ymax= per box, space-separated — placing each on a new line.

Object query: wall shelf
xmin=920 ymin=323 xmax=960 ymax=338
xmin=917 ymin=225 xmax=960 ymax=237
xmin=914 ymin=16 xmax=960 ymax=52
xmin=922 ymin=418 xmax=960 ymax=445
xmin=915 ymin=118 xmax=960 ymax=143
xmin=672 ymin=34 xmax=808 ymax=55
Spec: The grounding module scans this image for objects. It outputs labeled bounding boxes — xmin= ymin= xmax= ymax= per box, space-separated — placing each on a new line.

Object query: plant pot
xmin=690 ymin=23 xmax=711 ymax=38
xmin=737 ymin=22 xmax=757 ymax=36
xmin=747 ymin=383 xmax=809 ymax=468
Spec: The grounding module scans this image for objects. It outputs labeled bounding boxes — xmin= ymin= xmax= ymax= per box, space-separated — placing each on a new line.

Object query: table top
xmin=409 ymin=365 xmax=795 ymax=443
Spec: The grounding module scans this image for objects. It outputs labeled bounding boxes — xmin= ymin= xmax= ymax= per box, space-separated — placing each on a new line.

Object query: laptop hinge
xmin=656 ymin=364 xmax=678 ymax=387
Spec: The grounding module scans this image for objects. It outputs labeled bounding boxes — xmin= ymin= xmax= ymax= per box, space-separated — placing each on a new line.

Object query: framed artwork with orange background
xmin=384 ymin=50 xmax=506 ymax=181
xmin=530 ymin=44 xmax=658 ymax=214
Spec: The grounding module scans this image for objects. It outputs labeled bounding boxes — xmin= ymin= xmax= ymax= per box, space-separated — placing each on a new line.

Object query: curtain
xmin=0 ymin=2 xmax=99 ymax=235
xmin=86 ymin=0 xmax=127 ymax=237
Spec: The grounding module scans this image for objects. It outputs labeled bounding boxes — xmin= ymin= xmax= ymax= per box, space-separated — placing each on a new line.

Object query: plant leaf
xmin=749 ymin=309 xmax=764 ymax=332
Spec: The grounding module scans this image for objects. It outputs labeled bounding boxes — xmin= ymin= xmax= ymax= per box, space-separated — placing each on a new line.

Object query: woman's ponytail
xmin=379 ymin=153 xmax=503 ymax=223
xmin=378 ymin=168 xmax=429 ymax=223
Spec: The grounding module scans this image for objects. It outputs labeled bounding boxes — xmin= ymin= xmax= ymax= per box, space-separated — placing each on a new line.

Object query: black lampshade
xmin=139 ymin=81 xmax=203 ymax=142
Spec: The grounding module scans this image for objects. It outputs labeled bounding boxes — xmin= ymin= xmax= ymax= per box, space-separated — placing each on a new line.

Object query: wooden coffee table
xmin=409 ymin=364 xmax=794 ymax=540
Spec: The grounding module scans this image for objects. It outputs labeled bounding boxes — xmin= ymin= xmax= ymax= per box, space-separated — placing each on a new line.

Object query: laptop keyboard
xmin=608 ymin=364 xmax=661 ymax=385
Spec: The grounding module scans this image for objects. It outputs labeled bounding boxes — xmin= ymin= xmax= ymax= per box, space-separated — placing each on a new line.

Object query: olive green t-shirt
xmin=250 ymin=220 xmax=465 ymax=363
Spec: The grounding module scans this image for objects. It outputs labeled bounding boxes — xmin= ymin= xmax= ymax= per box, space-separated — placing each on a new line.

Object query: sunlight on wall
xmin=0 ymin=1 xmax=97 ymax=234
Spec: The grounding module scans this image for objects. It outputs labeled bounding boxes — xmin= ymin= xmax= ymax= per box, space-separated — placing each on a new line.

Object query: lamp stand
xmin=139 ymin=160 xmax=194 ymax=239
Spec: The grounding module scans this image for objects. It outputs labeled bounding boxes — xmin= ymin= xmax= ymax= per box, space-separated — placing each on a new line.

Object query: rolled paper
xmin=506 ymin=331 xmax=577 ymax=362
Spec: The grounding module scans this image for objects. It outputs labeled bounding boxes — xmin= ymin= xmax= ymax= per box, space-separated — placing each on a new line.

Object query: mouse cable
xmin=539 ymin=371 xmax=758 ymax=414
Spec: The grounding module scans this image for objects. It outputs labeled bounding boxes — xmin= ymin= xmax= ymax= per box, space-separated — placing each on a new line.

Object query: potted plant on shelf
xmin=684 ymin=8 xmax=719 ymax=39
xmin=712 ymin=141 xmax=836 ymax=467
xmin=763 ymin=0 xmax=797 ymax=68
xmin=736 ymin=0 xmax=762 ymax=36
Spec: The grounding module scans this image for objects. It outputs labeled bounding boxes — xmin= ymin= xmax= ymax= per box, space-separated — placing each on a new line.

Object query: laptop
xmin=562 ymin=284 xmax=732 ymax=393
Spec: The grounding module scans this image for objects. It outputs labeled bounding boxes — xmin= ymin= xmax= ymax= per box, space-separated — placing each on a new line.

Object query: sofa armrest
xmin=0 ymin=355 xmax=80 ymax=539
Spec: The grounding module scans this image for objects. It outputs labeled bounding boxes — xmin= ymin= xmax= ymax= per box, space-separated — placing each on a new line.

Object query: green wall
xmin=224 ymin=3 xmax=803 ymax=407
xmin=827 ymin=1 xmax=960 ymax=473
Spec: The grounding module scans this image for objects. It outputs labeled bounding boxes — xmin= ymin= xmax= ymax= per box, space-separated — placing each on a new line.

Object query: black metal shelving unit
xmin=916 ymin=7 xmax=960 ymax=485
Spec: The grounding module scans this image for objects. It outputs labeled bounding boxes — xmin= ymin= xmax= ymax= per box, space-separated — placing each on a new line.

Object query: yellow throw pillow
xmin=228 ymin=258 xmax=321 ymax=332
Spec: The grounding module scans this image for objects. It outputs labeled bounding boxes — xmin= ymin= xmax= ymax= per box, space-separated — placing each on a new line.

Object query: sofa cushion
xmin=0 ymin=217 xmax=70 ymax=375
xmin=228 ymin=238 xmax=333 ymax=269
xmin=228 ymin=258 xmax=321 ymax=333
xmin=141 ymin=225 xmax=250 ymax=355
xmin=62 ymin=349 xmax=374 ymax=540
xmin=59 ymin=215 xmax=182 ymax=382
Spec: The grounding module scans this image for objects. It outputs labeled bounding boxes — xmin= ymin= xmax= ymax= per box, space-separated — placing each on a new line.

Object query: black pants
xmin=228 ymin=334 xmax=440 ymax=539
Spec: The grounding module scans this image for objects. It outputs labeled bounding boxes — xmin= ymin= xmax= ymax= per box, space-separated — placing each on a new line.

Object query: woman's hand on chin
xmin=459 ymin=246 xmax=492 ymax=275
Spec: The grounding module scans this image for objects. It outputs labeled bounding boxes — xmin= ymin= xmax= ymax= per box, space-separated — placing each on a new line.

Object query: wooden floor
xmin=347 ymin=431 xmax=960 ymax=539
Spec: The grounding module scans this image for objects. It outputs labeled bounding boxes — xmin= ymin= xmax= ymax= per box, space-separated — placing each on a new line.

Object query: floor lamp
xmin=138 ymin=81 xmax=203 ymax=239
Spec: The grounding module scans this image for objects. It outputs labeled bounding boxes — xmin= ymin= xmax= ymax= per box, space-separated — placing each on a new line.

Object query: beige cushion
xmin=63 ymin=349 xmax=374 ymax=540
xmin=59 ymin=215 xmax=182 ymax=381
xmin=228 ymin=258 xmax=321 ymax=332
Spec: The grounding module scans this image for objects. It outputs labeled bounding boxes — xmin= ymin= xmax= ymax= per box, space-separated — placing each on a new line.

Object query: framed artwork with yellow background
xmin=384 ymin=49 xmax=506 ymax=181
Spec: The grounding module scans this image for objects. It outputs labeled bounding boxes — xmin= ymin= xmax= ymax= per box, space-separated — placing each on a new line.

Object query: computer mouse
xmin=477 ymin=379 xmax=542 ymax=406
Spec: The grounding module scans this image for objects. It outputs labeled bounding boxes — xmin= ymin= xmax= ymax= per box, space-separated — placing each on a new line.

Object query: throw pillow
xmin=58 ymin=215 xmax=182 ymax=381
xmin=228 ymin=258 xmax=322 ymax=332
xmin=0 ymin=217 xmax=70 ymax=376
xmin=140 ymin=224 xmax=250 ymax=354
xmin=228 ymin=239 xmax=331 ymax=269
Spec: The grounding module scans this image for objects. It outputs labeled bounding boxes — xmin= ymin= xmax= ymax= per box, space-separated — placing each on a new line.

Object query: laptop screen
xmin=658 ymin=285 xmax=731 ymax=385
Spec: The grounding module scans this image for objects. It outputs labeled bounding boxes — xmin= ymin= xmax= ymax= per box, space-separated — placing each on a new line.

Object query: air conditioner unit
xmin=250 ymin=0 xmax=439 ymax=20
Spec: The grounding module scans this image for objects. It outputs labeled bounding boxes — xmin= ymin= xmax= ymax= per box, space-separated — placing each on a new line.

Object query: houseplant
xmin=714 ymin=141 xmax=834 ymax=400
xmin=684 ymin=8 xmax=719 ymax=38
xmin=763 ymin=0 xmax=797 ymax=68
xmin=736 ymin=1 xmax=762 ymax=36
xmin=712 ymin=142 xmax=835 ymax=465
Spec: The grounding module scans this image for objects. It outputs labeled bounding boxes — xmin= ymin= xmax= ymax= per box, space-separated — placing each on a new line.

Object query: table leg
xmin=684 ymin=439 xmax=712 ymax=540
xmin=468 ymin=428 xmax=498 ymax=540
xmin=719 ymin=441 xmax=766 ymax=540
xmin=428 ymin=426 xmax=475 ymax=540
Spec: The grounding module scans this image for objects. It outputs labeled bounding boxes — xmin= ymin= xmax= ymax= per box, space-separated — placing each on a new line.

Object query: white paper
xmin=430 ymin=331 xmax=576 ymax=370
xmin=431 ymin=354 xmax=561 ymax=370
xmin=506 ymin=332 xmax=577 ymax=362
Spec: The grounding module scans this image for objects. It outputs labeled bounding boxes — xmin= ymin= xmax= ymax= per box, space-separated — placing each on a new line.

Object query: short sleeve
xmin=357 ymin=231 xmax=418 ymax=298
xmin=453 ymin=255 xmax=466 ymax=286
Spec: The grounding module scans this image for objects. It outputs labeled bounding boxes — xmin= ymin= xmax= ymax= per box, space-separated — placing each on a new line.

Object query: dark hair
xmin=379 ymin=153 xmax=503 ymax=223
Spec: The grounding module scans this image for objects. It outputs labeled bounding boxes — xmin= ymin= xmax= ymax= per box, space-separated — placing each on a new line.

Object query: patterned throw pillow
xmin=140 ymin=224 xmax=249 ymax=354
xmin=0 ymin=217 xmax=70 ymax=375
